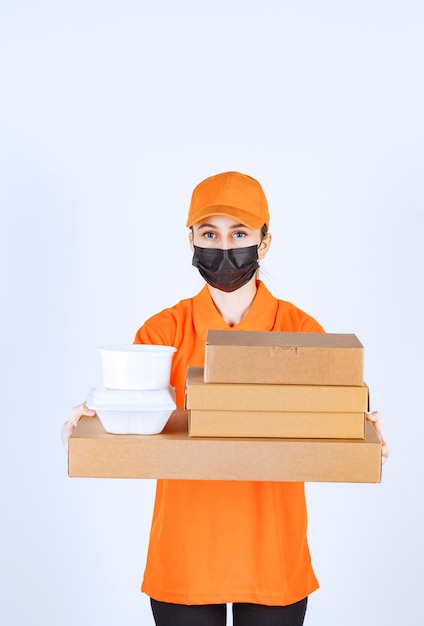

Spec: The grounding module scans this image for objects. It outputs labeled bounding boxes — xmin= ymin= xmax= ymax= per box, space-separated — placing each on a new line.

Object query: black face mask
xmin=192 ymin=244 xmax=259 ymax=292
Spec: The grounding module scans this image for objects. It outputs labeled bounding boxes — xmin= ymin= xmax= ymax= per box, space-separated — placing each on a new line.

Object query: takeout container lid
xmin=85 ymin=386 xmax=177 ymax=434
xmin=86 ymin=386 xmax=176 ymax=411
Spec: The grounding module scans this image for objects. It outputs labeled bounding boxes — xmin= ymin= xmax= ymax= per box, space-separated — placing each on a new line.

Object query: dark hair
xmin=260 ymin=224 xmax=268 ymax=240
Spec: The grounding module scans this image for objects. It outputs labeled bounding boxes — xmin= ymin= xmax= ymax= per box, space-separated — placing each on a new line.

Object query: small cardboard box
xmin=186 ymin=367 xmax=369 ymax=413
xmin=204 ymin=330 xmax=364 ymax=385
xmin=68 ymin=410 xmax=382 ymax=483
xmin=188 ymin=410 xmax=365 ymax=439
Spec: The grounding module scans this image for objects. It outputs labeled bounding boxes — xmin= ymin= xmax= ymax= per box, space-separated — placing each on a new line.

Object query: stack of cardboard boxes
xmin=186 ymin=329 xmax=369 ymax=439
xmin=68 ymin=330 xmax=382 ymax=482
xmin=183 ymin=329 xmax=381 ymax=482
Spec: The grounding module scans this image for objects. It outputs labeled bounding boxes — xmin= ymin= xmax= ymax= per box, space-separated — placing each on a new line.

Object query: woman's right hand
xmin=61 ymin=402 xmax=96 ymax=452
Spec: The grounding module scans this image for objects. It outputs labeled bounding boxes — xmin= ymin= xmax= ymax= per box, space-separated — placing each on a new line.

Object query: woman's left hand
xmin=366 ymin=411 xmax=390 ymax=464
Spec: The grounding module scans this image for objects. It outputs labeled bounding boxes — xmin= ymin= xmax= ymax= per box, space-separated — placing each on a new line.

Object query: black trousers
xmin=150 ymin=597 xmax=308 ymax=626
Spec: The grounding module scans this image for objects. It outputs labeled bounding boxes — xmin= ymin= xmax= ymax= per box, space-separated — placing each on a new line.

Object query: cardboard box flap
xmin=204 ymin=330 xmax=364 ymax=386
xmin=206 ymin=329 xmax=364 ymax=349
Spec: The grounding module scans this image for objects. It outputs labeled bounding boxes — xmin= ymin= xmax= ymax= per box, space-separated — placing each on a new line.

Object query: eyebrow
xmin=196 ymin=222 xmax=249 ymax=229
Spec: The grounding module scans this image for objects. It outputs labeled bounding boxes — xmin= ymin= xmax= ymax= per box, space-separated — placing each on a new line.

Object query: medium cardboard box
xmin=186 ymin=366 xmax=369 ymax=413
xmin=204 ymin=330 xmax=364 ymax=385
xmin=68 ymin=410 xmax=382 ymax=483
xmin=188 ymin=409 xmax=365 ymax=439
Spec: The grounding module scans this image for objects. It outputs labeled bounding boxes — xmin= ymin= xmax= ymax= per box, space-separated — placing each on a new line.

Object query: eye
xmin=203 ymin=231 xmax=216 ymax=239
xmin=232 ymin=230 xmax=247 ymax=239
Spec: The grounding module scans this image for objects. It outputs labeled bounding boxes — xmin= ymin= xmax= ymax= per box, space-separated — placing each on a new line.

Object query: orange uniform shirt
xmin=134 ymin=281 xmax=324 ymax=606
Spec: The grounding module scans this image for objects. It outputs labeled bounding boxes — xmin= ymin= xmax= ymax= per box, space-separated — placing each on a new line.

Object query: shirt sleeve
xmin=133 ymin=308 xmax=179 ymax=347
xmin=275 ymin=299 xmax=325 ymax=333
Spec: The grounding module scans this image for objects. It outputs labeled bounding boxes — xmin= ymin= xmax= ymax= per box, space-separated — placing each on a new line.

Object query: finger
xmin=366 ymin=411 xmax=385 ymax=438
xmin=365 ymin=410 xmax=381 ymax=424
xmin=366 ymin=411 xmax=390 ymax=463
xmin=62 ymin=403 xmax=97 ymax=452
xmin=69 ymin=402 xmax=96 ymax=428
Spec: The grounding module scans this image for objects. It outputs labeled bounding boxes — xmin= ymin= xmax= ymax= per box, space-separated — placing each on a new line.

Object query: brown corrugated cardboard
xmin=68 ymin=410 xmax=382 ymax=483
xmin=188 ymin=409 xmax=365 ymax=439
xmin=186 ymin=366 xmax=369 ymax=413
xmin=204 ymin=330 xmax=364 ymax=385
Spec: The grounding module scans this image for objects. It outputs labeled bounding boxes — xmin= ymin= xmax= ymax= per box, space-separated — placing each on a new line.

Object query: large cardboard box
xmin=188 ymin=410 xmax=365 ymax=438
xmin=68 ymin=410 xmax=382 ymax=483
xmin=186 ymin=366 xmax=368 ymax=413
xmin=204 ymin=330 xmax=364 ymax=385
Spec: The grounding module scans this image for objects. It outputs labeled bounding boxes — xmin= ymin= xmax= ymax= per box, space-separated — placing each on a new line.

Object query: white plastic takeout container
xmin=97 ymin=344 xmax=177 ymax=390
xmin=86 ymin=386 xmax=176 ymax=434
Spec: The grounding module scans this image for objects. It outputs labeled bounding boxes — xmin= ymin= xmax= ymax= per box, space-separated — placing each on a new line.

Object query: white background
xmin=1 ymin=1 xmax=423 ymax=624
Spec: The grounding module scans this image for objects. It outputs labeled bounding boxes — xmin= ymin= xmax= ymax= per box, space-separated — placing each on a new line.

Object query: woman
xmin=62 ymin=171 xmax=388 ymax=626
